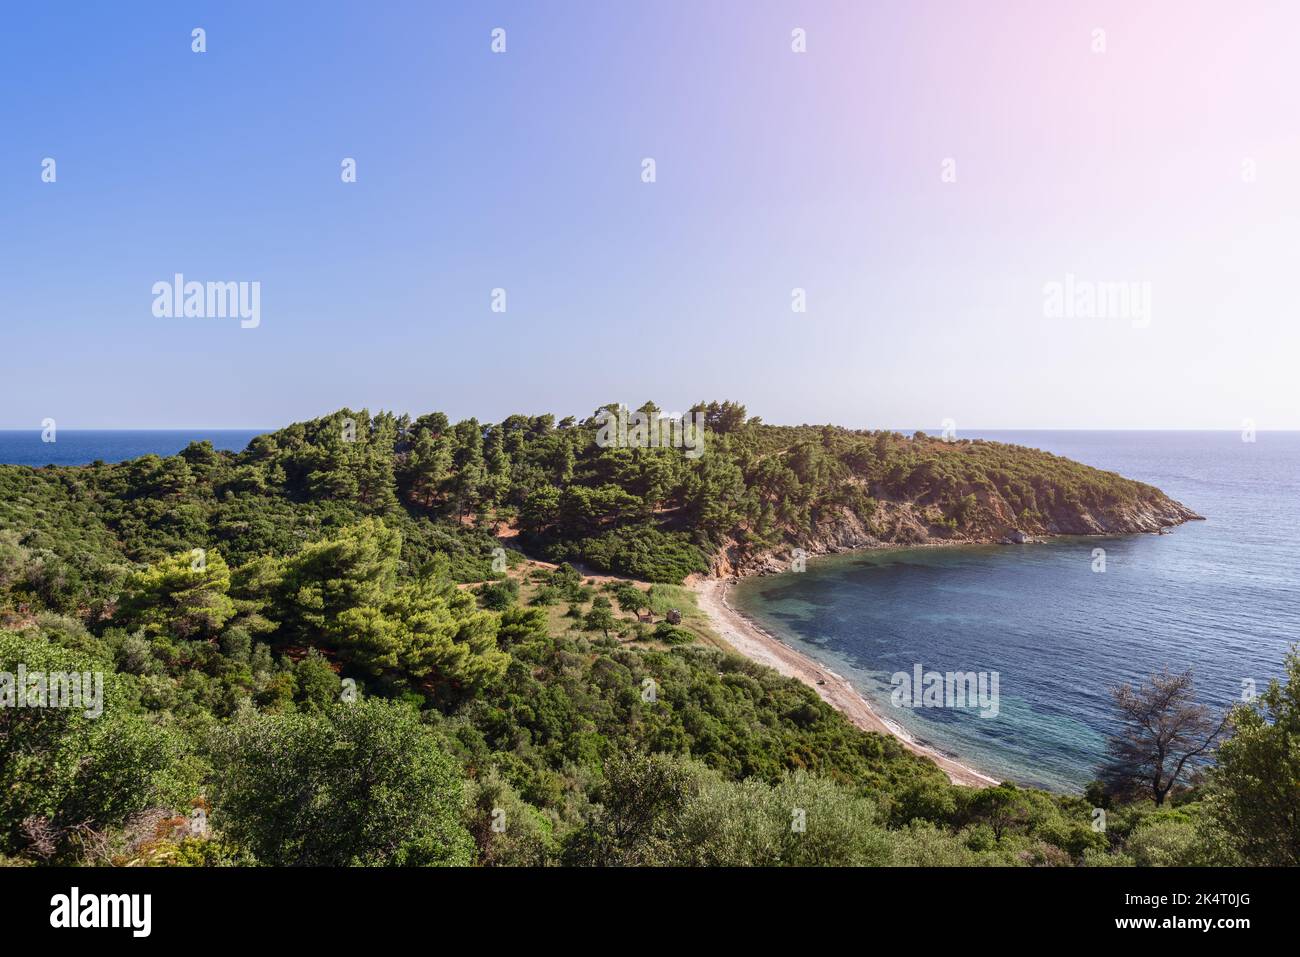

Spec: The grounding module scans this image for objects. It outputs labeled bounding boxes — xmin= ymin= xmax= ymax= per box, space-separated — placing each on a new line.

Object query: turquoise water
xmin=731 ymin=431 xmax=1300 ymax=792
xmin=0 ymin=430 xmax=265 ymax=467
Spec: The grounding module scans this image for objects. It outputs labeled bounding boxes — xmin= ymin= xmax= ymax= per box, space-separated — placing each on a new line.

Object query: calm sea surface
xmin=731 ymin=431 xmax=1300 ymax=792
xmin=0 ymin=430 xmax=265 ymax=467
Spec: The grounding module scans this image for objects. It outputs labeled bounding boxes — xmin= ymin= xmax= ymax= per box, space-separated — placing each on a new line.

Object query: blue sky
xmin=3 ymin=1 xmax=1297 ymax=429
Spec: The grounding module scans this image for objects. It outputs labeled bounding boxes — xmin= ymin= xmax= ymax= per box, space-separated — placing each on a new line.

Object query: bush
xmin=476 ymin=577 xmax=519 ymax=611
xmin=1124 ymin=817 xmax=1202 ymax=867
xmin=677 ymin=769 xmax=892 ymax=866
xmin=559 ymin=526 xmax=708 ymax=584
xmin=462 ymin=768 xmax=557 ymax=866
xmin=208 ymin=698 xmax=473 ymax=866
xmin=653 ymin=622 xmax=693 ymax=645
xmin=0 ymin=630 xmax=197 ymax=862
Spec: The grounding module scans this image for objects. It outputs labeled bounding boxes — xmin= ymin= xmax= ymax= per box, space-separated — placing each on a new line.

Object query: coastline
xmin=692 ymin=576 xmax=1000 ymax=789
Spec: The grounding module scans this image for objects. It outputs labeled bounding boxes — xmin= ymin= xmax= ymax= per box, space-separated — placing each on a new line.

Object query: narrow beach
xmin=692 ymin=577 xmax=999 ymax=789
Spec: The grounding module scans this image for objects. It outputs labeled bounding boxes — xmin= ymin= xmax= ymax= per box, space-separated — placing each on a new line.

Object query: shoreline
xmin=691 ymin=576 xmax=1000 ymax=789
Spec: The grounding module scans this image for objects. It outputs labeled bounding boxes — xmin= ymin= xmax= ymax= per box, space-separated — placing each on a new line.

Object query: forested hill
xmin=0 ymin=401 xmax=1200 ymax=603
xmin=4 ymin=404 xmax=1289 ymax=872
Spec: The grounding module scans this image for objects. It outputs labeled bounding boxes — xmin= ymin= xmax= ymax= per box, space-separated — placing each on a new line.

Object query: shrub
xmin=207 ymin=698 xmax=473 ymax=866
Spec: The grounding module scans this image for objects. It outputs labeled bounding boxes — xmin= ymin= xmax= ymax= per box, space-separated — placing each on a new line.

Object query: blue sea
xmin=0 ymin=430 xmax=266 ymax=467
xmin=731 ymin=431 xmax=1300 ymax=792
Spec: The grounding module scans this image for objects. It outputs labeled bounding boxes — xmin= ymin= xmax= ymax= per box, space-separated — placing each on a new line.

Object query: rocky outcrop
xmin=712 ymin=491 xmax=1203 ymax=580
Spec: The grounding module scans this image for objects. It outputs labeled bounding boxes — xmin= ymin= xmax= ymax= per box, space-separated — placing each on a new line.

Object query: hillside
xmin=0 ymin=402 xmax=1201 ymax=608
xmin=4 ymin=401 xmax=1263 ymax=871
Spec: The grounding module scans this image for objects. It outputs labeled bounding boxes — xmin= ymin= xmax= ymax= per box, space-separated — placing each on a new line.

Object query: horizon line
xmin=2 ymin=425 xmax=1298 ymax=434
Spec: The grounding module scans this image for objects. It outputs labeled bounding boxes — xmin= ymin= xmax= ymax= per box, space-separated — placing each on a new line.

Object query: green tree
xmin=450 ymin=419 xmax=487 ymax=518
xmin=403 ymin=429 xmax=453 ymax=508
xmin=271 ymin=518 xmax=401 ymax=644
xmin=562 ymin=751 xmax=694 ymax=866
xmin=354 ymin=411 xmax=401 ymax=514
xmin=584 ymin=596 xmax=616 ymax=639
xmin=294 ymin=649 xmax=341 ymax=713
xmin=968 ymin=783 xmax=1033 ymax=842
xmin=208 ymin=698 xmax=474 ymax=866
xmin=483 ymin=426 xmax=512 ymax=509
xmin=115 ymin=549 xmax=236 ymax=639
xmin=1207 ymin=648 xmax=1300 ymax=865
xmin=496 ymin=605 xmax=548 ymax=648
xmin=463 ymin=768 xmax=556 ymax=866
xmin=338 ymin=576 xmax=509 ymax=696
xmin=0 ymin=631 xmax=195 ymax=861
xmin=476 ymin=577 xmax=519 ymax=611
xmin=678 ymin=769 xmax=891 ymax=866
xmin=612 ymin=583 xmax=648 ymax=620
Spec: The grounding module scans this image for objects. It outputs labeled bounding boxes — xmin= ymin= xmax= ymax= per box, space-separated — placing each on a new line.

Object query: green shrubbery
xmin=209 ymin=698 xmax=473 ymax=866
xmin=0 ymin=403 xmax=1274 ymax=869
xmin=551 ymin=525 xmax=709 ymax=583
xmin=0 ymin=403 xmax=1185 ymax=613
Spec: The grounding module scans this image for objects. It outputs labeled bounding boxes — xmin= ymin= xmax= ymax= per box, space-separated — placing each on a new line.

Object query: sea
xmin=730 ymin=431 xmax=1300 ymax=792
xmin=0 ymin=430 xmax=266 ymax=468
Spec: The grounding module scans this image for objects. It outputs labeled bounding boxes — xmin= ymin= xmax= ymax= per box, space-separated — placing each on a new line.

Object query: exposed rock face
xmin=712 ymin=491 xmax=1202 ymax=579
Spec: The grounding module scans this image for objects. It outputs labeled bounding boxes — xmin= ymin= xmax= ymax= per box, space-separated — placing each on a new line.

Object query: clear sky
xmin=3 ymin=1 xmax=1297 ymax=429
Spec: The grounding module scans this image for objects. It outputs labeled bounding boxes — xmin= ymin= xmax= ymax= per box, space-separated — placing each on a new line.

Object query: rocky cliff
xmin=711 ymin=483 xmax=1202 ymax=579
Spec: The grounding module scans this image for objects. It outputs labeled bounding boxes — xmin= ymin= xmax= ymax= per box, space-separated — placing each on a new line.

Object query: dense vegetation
xmin=1 ymin=403 xmax=1289 ymax=867
xmin=0 ymin=401 xmax=1190 ymax=597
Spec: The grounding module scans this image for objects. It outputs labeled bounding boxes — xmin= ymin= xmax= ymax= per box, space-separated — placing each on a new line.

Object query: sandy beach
xmin=692 ymin=578 xmax=999 ymax=789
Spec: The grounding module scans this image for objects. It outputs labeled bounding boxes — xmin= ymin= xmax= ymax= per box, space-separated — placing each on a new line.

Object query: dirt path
xmin=692 ymin=578 xmax=999 ymax=789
